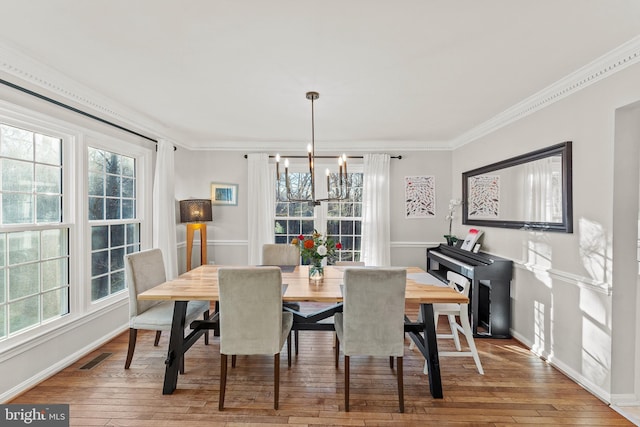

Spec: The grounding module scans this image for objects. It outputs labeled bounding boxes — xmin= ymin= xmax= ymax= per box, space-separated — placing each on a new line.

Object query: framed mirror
xmin=462 ymin=141 xmax=572 ymax=232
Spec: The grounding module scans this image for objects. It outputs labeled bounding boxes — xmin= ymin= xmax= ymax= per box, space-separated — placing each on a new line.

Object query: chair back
xmin=262 ymin=244 xmax=300 ymax=266
xmin=125 ymin=248 xmax=166 ymax=318
xmin=342 ymin=267 xmax=407 ymax=356
xmin=218 ymin=267 xmax=284 ymax=355
xmin=447 ymin=271 xmax=471 ymax=297
xmin=335 ymin=261 xmax=365 ymax=266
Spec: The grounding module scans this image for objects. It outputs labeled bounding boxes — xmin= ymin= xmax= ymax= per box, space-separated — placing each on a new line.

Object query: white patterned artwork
xmin=405 ymin=176 xmax=435 ymax=218
xmin=468 ymin=175 xmax=500 ymax=218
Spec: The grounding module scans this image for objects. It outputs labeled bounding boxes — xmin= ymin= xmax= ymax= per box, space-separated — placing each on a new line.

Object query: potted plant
xmin=444 ymin=198 xmax=462 ymax=246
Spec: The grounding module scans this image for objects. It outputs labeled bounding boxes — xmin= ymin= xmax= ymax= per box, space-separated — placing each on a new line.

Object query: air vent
xmin=79 ymin=352 xmax=112 ymax=370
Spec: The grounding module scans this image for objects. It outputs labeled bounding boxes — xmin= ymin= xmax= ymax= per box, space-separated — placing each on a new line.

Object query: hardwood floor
xmin=10 ymin=303 xmax=633 ymax=426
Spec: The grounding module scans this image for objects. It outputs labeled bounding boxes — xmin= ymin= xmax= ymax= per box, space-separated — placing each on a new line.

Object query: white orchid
xmin=445 ymin=198 xmax=462 ymax=243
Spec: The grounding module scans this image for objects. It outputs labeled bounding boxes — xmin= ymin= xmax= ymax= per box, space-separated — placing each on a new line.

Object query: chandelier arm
xmin=310 ymin=95 xmax=316 ymax=203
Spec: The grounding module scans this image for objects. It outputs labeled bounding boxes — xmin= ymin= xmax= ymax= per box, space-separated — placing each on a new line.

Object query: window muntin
xmin=88 ymin=147 xmax=140 ymax=302
xmin=0 ymin=123 xmax=68 ymax=339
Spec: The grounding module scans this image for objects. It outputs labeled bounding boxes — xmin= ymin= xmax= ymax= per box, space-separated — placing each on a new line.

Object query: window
xmin=327 ymin=173 xmax=363 ymax=262
xmin=274 ymin=167 xmax=363 ymax=264
xmin=88 ymin=147 xmax=140 ymax=301
xmin=0 ymin=123 xmax=68 ymax=339
xmin=275 ymin=172 xmax=314 ymax=245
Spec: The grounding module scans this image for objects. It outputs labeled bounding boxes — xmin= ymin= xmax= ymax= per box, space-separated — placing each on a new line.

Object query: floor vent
xmin=80 ymin=352 xmax=112 ymax=370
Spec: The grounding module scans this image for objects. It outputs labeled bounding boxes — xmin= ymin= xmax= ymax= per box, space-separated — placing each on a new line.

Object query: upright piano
xmin=426 ymin=244 xmax=513 ymax=338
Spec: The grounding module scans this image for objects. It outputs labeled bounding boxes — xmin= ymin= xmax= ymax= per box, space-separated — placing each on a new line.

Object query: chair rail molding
xmin=513 ymin=261 xmax=611 ymax=296
xmin=178 ymin=239 xmax=249 ymax=248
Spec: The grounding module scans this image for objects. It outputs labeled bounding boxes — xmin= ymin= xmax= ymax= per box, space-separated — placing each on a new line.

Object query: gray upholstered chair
xmin=262 ymin=243 xmax=301 ymax=354
xmin=262 ymin=243 xmax=300 ymax=266
xmin=124 ymin=248 xmax=210 ymax=370
xmin=334 ymin=267 xmax=407 ymax=412
xmin=217 ymin=266 xmax=293 ymax=410
xmin=335 ymin=261 xmax=365 ymax=266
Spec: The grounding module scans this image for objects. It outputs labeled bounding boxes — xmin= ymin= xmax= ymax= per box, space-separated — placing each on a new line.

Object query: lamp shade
xmin=179 ymin=199 xmax=213 ymax=223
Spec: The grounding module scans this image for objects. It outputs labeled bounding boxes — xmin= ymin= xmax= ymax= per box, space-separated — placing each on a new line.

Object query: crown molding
xmin=450 ymin=35 xmax=640 ymax=149
xmin=180 ymin=138 xmax=450 ymax=152
xmin=3 ymin=35 xmax=640 ymax=152
xmin=0 ymin=41 xmax=168 ymax=142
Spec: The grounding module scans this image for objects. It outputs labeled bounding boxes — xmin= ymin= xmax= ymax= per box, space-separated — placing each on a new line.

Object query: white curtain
xmin=523 ymin=157 xmax=556 ymax=223
xmin=247 ymin=153 xmax=275 ymax=265
xmin=361 ymin=153 xmax=391 ymax=266
xmin=153 ymin=139 xmax=179 ymax=279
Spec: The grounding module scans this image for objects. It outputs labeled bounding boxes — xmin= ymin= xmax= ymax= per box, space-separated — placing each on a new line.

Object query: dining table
xmin=137 ymin=264 xmax=468 ymax=398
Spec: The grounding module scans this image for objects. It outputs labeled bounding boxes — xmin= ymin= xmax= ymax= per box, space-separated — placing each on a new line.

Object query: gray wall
xmin=174 ymin=149 xmax=453 ymax=272
xmin=451 ymin=62 xmax=640 ymax=403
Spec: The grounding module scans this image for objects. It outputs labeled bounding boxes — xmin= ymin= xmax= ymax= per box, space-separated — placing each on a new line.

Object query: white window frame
xmin=0 ymin=102 xmax=77 ymax=349
xmin=0 ymin=99 xmax=153 ymax=352
xmin=82 ymin=132 xmax=152 ymax=312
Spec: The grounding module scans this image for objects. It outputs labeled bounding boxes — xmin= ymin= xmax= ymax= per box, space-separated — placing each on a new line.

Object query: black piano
xmin=426 ymin=244 xmax=513 ymax=338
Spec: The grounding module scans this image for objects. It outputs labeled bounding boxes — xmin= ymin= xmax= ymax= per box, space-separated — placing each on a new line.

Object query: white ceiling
xmin=1 ymin=0 xmax=640 ymax=151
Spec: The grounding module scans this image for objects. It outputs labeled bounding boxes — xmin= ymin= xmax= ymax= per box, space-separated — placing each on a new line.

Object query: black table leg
xmin=163 ymin=300 xmax=187 ymax=395
xmin=421 ymin=303 xmax=443 ymax=398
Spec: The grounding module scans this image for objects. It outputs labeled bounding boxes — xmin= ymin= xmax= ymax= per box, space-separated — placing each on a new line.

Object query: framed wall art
xmin=210 ymin=182 xmax=238 ymax=206
xmin=405 ymin=175 xmax=435 ymax=218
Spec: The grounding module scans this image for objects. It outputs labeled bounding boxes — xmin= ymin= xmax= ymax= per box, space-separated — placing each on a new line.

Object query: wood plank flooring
xmin=9 ymin=303 xmax=633 ymax=426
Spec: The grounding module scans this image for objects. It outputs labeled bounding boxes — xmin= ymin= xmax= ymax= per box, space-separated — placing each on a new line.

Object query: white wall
xmin=451 ymin=62 xmax=640 ymax=402
xmin=173 ymin=149 xmax=453 ymax=272
xmin=612 ymin=102 xmax=640 ymax=402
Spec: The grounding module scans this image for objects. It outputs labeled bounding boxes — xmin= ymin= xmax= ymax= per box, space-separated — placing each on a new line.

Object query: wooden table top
xmin=138 ymin=265 xmax=469 ymax=305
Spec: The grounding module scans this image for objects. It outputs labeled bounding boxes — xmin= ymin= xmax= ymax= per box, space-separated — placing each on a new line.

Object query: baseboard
xmin=0 ymin=324 xmax=128 ymax=403
xmin=510 ymin=330 xmax=611 ymax=404
xmin=611 ymin=394 xmax=640 ymax=406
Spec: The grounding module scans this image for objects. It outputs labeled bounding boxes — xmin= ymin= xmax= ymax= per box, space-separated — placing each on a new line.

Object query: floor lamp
xmin=179 ymin=199 xmax=213 ymax=271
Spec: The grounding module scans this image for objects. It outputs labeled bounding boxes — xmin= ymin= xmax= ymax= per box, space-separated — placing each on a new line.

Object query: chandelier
xmin=275 ymin=91 xmax=350 ymax=206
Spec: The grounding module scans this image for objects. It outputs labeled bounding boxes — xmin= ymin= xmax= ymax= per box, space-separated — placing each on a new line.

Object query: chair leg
xmin=180 ymin=355 xmax=185 ymax=375
xmin=459 ymin=309 xmax=484 ymax=375
xmin=295 ymin=330 xmax=299 ymax=355
xmin=203 ymin=310 xmax=210 ymax=345
xmin=397 ymin=356 xmax=404 ymax=413
xmin=389 ymin=356 xmax=394 ymax=369
xmin=213 ymin=301 xmax=220 ymax=337
xmin=335 ymin=334 xmax=340 ymax=368
xmin=231 ymin=355 xmax=237 ymax=368
xmin=287 ymin=332 xmax=292 ymax=367
xmin=344 ymin=355 xmax=350 ymax=412
xmin=153 ymin=330 xmax=161 ymax=346
xmin=448 ymin=314 xmax=461 ymax=351
xmin=124 ymin=328 xmax=137 ymax=369
xmin=219 ymin=354 xmax=227 ymax=410
xmin=274 ymin=353 xmax=280 ymax=410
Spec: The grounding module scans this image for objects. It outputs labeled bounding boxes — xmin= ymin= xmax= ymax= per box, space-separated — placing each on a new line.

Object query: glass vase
xmin=309 ymin=262 xmax=324 ymax=281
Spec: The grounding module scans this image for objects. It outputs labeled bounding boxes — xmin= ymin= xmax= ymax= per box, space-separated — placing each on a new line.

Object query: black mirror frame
xmin=462 ymin=141 xmax=573 ymax=233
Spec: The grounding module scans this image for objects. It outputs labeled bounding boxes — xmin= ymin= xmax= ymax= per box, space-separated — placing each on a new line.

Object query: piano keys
xmin=427 ymin=244 xmax=513 ymax=338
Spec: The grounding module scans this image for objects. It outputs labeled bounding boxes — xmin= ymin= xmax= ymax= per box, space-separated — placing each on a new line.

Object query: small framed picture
xmin=210 ymin=182 xmax=238 ymax=206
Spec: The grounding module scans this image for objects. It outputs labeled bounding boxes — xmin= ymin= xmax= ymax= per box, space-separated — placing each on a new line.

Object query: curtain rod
xmin=243 ymin=154 xmax=402 ymax=159
xmin=0 ymin=78 xmax=161 ymax=145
